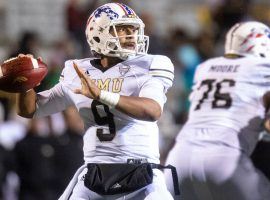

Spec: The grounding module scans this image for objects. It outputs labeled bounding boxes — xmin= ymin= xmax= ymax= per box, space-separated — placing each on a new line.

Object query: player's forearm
xmin=16 ymin=89 xmax=37 ymax=118
xmin=115 ymin=96 xmax=161 ymax=122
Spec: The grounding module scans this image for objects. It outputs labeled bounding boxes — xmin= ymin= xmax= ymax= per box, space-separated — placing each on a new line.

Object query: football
xmin=0 ymin=56 xmax=48 ymax=93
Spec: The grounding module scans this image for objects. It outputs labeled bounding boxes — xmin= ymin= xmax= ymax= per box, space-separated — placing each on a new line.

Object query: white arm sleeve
xmin=34 ymin=83 xmax=74 ymax=118
xmin=139 ymin=78 xmax=167 ymax=110
xmin=34 ymin=60 xmax=78 ymax=118
xmin=149 ymin=55 xmax=174 ymax=93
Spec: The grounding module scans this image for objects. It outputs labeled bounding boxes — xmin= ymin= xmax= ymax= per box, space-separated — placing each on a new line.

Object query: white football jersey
xmin=34 ymin=54 xmax=174 ymax=164
xmin=180 ymin=56 xmax=270 ymax=154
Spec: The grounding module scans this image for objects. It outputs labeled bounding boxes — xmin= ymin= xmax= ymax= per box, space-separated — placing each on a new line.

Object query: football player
xmin=165 ymin=21 xmax=270 ymax=200
xmin=16 ymin=3 xmax=174 ymax=200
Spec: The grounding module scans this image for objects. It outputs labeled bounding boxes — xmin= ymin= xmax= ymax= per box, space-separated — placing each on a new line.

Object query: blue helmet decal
xmin=119 ymin=3 xmax=134 ymax=15
xmin=94 ymin=6 xmax=119 ymax=20
xmin=265 ymin=29 xmax=270 ymax=38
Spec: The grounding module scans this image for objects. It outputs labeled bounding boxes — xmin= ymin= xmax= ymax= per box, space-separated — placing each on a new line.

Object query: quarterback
xmin=16 ymin=3 xmax=175 ymax=200
xmin=165 ymin=21 xmax=270 ymax=200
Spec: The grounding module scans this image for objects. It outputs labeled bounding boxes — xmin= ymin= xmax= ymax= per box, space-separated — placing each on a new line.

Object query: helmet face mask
xmin=106 ymin=21 xmax=148 ymax=56
xmin=225 ymin=21 xmax=270 ymax=58
xmin=86 ymin=3 xmax=149 ymax=59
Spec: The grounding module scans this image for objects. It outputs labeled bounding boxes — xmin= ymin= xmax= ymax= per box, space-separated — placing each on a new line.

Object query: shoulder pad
xmin=149 ymin=55 xmax=174 ymax=89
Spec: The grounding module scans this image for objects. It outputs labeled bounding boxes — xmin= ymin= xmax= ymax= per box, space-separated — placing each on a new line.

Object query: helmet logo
xmin=241 ymin=28 xmax=266 ymax=47
xmin=119 ymin=65 xmax=130 ymax=76
xmin=94 ymin=6 xmax=119 ymax=20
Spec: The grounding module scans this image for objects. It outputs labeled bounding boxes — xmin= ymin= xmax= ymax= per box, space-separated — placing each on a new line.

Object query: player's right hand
xmin=73 ymin=62 xmax=101 ymax=100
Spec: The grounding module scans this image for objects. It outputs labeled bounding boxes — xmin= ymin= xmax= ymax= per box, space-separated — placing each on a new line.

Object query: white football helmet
xmin=225 ymin=21 xmax=270 ymax=58
xmin=85 ymin=3 xmax=149 ymax=59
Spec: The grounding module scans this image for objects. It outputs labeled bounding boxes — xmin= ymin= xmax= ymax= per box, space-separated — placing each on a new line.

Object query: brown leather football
xmin=0 ymin=56 xmax=48 ymax=93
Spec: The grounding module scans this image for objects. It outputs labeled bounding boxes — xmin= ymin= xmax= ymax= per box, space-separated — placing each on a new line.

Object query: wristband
xmin=99 ymin=90 xmax=120 ymax=108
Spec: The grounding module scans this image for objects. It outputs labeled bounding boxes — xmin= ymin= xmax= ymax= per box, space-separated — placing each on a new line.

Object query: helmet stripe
xmin=116 ymin=3 xmax=128 ymax=15
xmin=240 ymin=33 xmax=254 ymax=46
xmin=229 ymin=23 xmax=242 ymax=50
xmin=246 ymin=45 xmax=255 ymax=52
xmin=116 ymin=3 xmax=134 ymax=16
xmin=255 ymin=33 xmax=263 ymax=38
xmin=86 ymin=16 xmax=93 ymax=26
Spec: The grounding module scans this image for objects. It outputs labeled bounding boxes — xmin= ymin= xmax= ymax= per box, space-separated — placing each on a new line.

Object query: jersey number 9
xmin=91 ymin=100 xmax=116 ymax=141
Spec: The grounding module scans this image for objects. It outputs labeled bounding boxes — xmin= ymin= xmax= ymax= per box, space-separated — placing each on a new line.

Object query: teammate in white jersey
xmin=15 ymin=3 xmax=175 ymax=200
xmin=165 ymin=21 xmax=270 ymax=200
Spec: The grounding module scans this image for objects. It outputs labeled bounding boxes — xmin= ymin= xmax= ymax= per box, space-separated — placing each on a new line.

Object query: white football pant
xmin=165 ymin=129 xmax=270 ymax=200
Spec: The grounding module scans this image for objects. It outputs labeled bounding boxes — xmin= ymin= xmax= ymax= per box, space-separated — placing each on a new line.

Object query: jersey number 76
xmin=194 ymin=79 xmax=235 ymax=110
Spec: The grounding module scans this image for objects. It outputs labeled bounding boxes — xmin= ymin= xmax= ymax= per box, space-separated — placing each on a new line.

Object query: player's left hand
xmin=73 ymin=62 xmax=101 ymax=100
